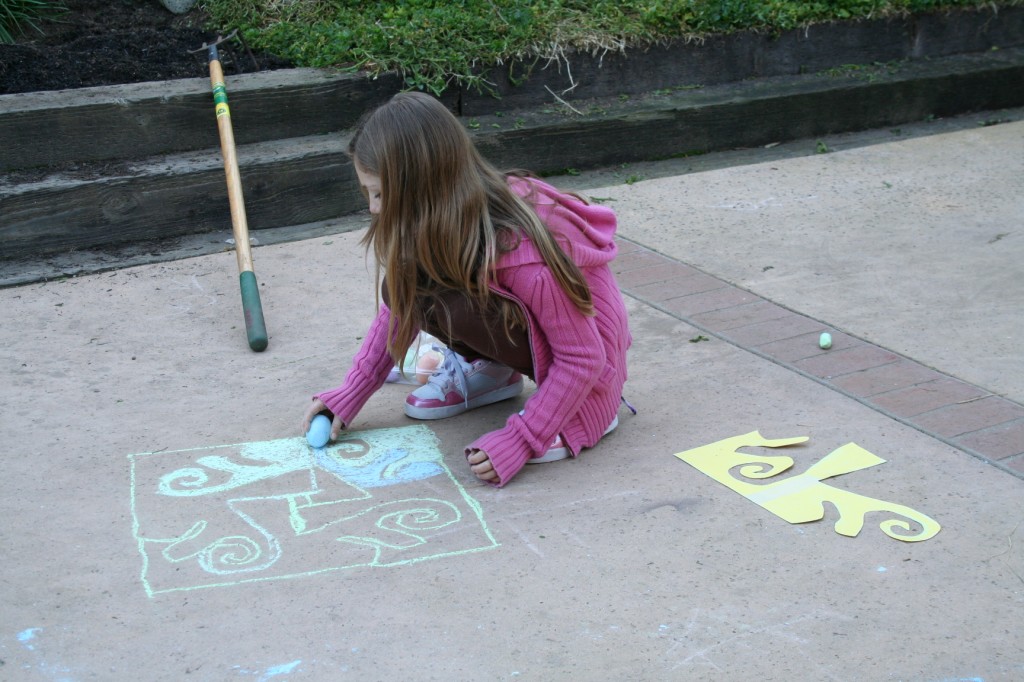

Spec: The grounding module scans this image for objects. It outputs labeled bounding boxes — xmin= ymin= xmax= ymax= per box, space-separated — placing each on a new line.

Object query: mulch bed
xmin=0 ymin=0 xmax=291 ymax=94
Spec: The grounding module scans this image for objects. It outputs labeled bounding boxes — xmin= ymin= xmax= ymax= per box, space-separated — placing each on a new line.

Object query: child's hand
xmin=467 ymin=448 xmax=499 ymax=483
xmin=301 ymin=398 xmax=344 ymax=441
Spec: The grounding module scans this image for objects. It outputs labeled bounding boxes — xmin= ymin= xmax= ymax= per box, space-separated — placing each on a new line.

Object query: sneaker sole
xmin=404 ymin=377 xmax=524 ymax=420
xmin=528 ymin=415 xmax=619 ymax=464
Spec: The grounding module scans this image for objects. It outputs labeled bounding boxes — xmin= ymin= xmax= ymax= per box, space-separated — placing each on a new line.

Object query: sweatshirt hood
xmin=497 ymin=176 xmax=619 ymax=269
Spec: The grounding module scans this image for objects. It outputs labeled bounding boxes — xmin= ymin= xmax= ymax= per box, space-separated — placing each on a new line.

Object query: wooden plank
xmin=0 ymin=70 xmax=407 ymax=172
xmin=0 ymin=148 xmax=361 ymax=258
xmin=3 ymin=48 xmax=1022 ymax=260
xmin=474 ymin=49 xmax=1024 ymax=173
xmin=463 ymin=20 xmax=909 ymax=116
xmin=460 ymin=6 xmax=1024 ymax=116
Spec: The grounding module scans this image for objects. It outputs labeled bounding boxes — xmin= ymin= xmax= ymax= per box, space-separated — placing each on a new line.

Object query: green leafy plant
xmin=0 ymin=0 xmax=65 ymax=43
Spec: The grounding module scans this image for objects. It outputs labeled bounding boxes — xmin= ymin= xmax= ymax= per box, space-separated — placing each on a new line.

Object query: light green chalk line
xmin=141 ymin=543 xmax=501 ymax=597
xmin=128 ymin=425 xmax=500 ymax=597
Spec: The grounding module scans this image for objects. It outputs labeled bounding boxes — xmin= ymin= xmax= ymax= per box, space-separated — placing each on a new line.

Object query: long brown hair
xmin=348 ymin=91 xmax=593 ymax=364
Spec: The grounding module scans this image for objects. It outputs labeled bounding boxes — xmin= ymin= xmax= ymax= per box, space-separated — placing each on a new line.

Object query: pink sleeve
xmin=316 ymin=304 xmax=400 ymax=428
xmin=466 ymin=267 xmax=606 ymax=486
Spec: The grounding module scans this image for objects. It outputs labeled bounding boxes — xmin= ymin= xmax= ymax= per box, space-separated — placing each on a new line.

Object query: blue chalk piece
xmin=306 ymin=414 xmax=332 ymax=448
xmin=17 ymin=628 xmax=41 ymax=650
xmin=819 ymin=332 xmax=833 ymax=349
xmin=265 ymin=660 xmax=302 ymax=677
xmin=17 ymin=628 xmax=40 ymax=643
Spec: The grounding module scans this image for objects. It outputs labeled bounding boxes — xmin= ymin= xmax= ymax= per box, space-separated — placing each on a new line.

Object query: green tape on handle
xmin=239 ymin=270 xmax=269 ymax=352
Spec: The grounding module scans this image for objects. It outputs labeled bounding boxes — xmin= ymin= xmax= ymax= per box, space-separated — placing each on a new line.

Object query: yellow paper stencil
xmin=675 ymin=431 xmax=940 ymax=542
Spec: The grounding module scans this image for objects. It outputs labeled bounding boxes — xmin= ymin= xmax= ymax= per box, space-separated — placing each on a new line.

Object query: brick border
xmin=615 ymin=239 xmax=1024 ymax=480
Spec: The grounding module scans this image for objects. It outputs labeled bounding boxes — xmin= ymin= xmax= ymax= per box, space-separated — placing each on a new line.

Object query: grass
xmin=202 ymin=0 xmax=1022 ymax=95
xmin=0 ymin=0 xmax=64 ymax=44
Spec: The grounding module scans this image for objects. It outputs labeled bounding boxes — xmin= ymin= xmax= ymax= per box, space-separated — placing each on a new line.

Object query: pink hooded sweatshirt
xmin=317 ymin=177 xmax=632 ymax=486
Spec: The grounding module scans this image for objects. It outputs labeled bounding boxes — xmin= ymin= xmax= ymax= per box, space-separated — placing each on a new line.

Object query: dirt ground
xmin=0 ymin=0 xmax=292 ymax=94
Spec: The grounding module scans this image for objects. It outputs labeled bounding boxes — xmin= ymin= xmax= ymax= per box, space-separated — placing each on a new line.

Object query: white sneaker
xmin=404 ymin=348 xmax=523 ymax=420
xmin=527 ymin=415 xmax=619 ymax=464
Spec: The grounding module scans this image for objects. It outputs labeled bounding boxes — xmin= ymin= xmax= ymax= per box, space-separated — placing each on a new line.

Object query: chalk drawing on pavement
xmin=129 ymin=425 xmax=498 ymax=596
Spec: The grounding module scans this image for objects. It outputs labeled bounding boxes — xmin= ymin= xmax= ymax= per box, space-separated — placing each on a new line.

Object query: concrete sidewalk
xmin=1 ymin=120 xmax=1021 ymax=680
xmin=606 ymin=119 xmax=1024 ymax=474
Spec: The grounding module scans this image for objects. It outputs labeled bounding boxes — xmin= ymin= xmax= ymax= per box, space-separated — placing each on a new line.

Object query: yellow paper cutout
xmin=675 ymin=431 xmax=940 ymax=542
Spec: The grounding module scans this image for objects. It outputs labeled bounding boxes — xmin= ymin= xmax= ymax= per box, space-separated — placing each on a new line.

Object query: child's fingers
xmin=467 ymin=450 xmax=499 ymax=482
xmin=301 ymin=398 xmax=327 ymax=434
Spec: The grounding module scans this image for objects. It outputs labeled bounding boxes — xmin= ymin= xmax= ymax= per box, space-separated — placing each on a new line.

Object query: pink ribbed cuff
xmin=316 ymin=370 xmax=379 ymax=430
xmin=466 ymin=422 xmax=538 ymax=487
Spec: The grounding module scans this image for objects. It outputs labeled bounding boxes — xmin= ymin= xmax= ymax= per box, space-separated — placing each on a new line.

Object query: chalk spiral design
xmin=197 ymin=532 xmax=282 ymax=575
xmin=159 ymin=467 xmax=210 ymax=494
xmin=199 ymin=535 xmax=261 ymax=572
xmin=331 ymin=499 xmax=462 ymax=553
xmin=377 ymin=500 xmax=460 ymax=535
xmin=157 ymin=451 xmax=303 ymax=497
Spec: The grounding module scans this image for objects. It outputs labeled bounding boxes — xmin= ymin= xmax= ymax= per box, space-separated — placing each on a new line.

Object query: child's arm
xmin=469 ymin=266 xmax=606 ymax=484
xmin=312 ymin=304 xmax=402 ymax=432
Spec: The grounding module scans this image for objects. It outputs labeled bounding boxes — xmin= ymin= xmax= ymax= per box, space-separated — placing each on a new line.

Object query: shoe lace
xmin=427 ymin=347 xmax=471 ymax=409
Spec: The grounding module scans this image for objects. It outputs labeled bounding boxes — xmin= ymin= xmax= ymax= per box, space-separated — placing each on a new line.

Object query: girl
xmin=301 ymin=91 xmax=632 ymax=486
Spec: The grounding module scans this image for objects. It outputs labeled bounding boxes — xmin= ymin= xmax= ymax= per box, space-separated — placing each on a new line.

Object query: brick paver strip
xmin=756 ymin=330 xmax=858 ymax=363
xmin=662 ymin=287 xmax=759 ymax=318
xmin=632 ymin=272 xmax=727 ymax=303
xmin=615 ymin=240 xmax=645 ymax=256
xmin=830 ymin=360 xmax=942 ymax=398
xmin=794 ymin=344 xmax=902 ymax=379
xmin=616 ymin=240 xmax=1024 ymax=479
xmin=724 ymin=313 xmax=827 ymax=347
xmin=869 ymin=378 xmax=989 ymax=418
xmin=615 ymin=262 xmax=701 ymax=288
xmin=1004 ymin=454 xmax=1024 ymax=475
xmin=691 ymin=300 xmax=792 ymax=331
xmin=612 ymin=249 xmax=675 ymax=272
xmin=954 ymin=420 xmax=1024 ymax=459
xmin=911 ymin=397 xmax=1024 ymax=439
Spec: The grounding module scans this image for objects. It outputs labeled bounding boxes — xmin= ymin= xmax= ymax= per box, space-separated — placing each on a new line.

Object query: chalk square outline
xmin=128 ymin=425 xmax=499 ymax=596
